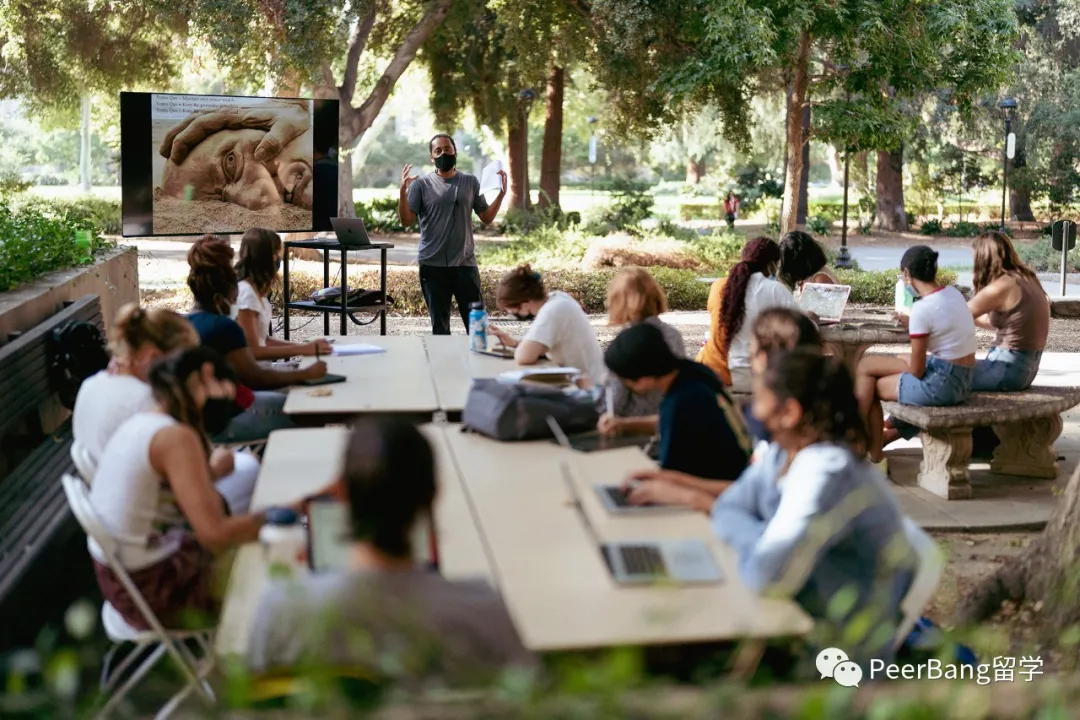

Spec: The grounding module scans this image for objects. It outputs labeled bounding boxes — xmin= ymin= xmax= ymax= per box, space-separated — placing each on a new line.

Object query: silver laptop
xmin=547 ymin=416 xmax=682 ymax=514
xmin=330 ymin=217 xmax=372 ymax=247
xmin=798 ymin=283 xmax=852 ymax=324
xmin=559 ymin=460 xmax=722 ymax=585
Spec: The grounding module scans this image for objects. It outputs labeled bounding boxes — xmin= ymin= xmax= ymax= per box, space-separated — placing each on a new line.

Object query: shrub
xmin=920 ymin=219 xmax=943 ymax=235
xmin=1017 ymin=238 xmax=1080 ymax=273
xmin=12 ymin=195 xmax=123 ymax=235
xmin=807 ymin=202 xmax=844 ymax=221
xmin=727 ymin=163 xmax=783 ymax=214
xmin=354 ymin=196 xmax=405 ymax=233
xmin=836 ymin=268 xmax=958 ymax=304
xmin=945 ymin=221 xmax=981 ymax=237
xmin=0 ymin=203 xmax=113 ymax=292
xmin=807 ymin=215 xmax=831 ymax=236
xmin=678 ymin=202 xmax=724 ymax=222
xmin=591 ymin=179 xmax=654 ymax=230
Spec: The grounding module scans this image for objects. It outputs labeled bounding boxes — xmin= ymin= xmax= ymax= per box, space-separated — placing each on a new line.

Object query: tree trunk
xmin=685 ymin=157 xmax=706 ymax=185
xmin=337 ymin=147 xmax=356 ymax=218
xmin=780 ymin=30 xmax=812 ymax=235
xmin=538 ymin=66 xmax=564 ymax=210
xmin=956 ymin=461 xmax=1080 ymax=644
xmin=875 ymin=147 xmax=908 ymax=231
xmin=507 ymin=112 xmax=531 ymax=212
xmin=79 ymin=94 xmax=91 ymax=193
xmin=797 ymin=104 xmax=810 ymax=226
xmin=1009 ymin=145 xmax=1036 ymax=222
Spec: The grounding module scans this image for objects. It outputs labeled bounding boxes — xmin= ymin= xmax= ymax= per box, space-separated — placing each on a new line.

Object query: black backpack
xmin=49 ymin=320 xmax=110 ymax=410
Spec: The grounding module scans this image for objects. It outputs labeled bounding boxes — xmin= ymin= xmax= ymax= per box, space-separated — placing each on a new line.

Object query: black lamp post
xmin=999 ymin=97 xmax=1017 ymax=230
xmin=837 ymin=147 xmax=853 ymax=269
xmin=517 ymin=89 xmax=538 ymax=211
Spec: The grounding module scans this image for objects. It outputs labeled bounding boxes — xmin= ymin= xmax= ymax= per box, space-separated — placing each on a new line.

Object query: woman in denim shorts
xmin=854 ymin=246 xmax=978 ymax=461
xmin=967 ymin=230 xmax=1049 ymax=392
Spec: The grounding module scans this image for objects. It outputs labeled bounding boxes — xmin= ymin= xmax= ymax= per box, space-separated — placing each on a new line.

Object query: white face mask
xmin=229 ymin=303 xmax=239 ymax=320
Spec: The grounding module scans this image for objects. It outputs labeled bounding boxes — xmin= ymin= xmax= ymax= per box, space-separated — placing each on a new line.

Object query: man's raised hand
xmin=401 ymin=164 xmax=417 ymax=192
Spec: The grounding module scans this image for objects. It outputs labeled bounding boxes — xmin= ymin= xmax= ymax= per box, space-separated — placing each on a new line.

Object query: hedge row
xmin=0 ymin=203 xmax=112 ymax=292
xmin=274 ymin=265 xmax=958 ymax=316
xmin=12 ymin=196 xmax=123 ymax=235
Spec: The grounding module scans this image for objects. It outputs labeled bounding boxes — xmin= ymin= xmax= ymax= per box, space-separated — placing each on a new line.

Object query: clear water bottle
xmin=469 ymin=301 xmax=488 ymax=352
xmin=259 ymin=507 xmax=307 ymax=577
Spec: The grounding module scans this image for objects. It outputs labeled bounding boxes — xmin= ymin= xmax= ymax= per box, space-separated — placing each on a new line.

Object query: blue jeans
xmin=213 ymin=391 xmax=295 ymax=444
xmin=971 ymin=347 xmax=1041 ymax=392
xmin=892 ymin=356 xmax=974 ymax=440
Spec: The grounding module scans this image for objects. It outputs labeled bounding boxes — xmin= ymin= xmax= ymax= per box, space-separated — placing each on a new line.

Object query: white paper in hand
xmin=479 ymin=159 xmax=504 ymax=196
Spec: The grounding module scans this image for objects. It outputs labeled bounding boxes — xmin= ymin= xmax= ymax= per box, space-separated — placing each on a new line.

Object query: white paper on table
xmin=479 ymin=159 xmax=504 ymax=196
xmin=499 ymin=366 xmax=581 ymax=382
xmin=332 ymin=343 xmax=387 ymax=356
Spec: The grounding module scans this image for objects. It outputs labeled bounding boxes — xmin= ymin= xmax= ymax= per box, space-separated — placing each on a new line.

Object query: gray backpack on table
xmin=462 ymin=378 xmax=599 ymax=441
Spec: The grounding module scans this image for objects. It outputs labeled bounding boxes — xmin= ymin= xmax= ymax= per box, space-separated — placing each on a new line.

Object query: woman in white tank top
xmin=89 ymin=347 xmax=300 ymax=631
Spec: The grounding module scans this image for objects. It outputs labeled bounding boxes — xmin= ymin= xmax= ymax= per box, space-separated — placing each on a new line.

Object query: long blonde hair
xmin=973 ymin=231 xmax=1041 ymax=294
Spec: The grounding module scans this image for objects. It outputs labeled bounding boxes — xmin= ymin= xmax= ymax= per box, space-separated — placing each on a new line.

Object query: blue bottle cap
xmin=265 ymin=507 xmax=300 ymax=525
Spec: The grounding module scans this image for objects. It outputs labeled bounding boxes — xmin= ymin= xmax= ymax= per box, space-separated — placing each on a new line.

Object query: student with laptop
xmin=234 ymin=227 xmax=332 ymax=360
xmin=854 ymin=245 xmax=976 ymax=461
xmin=248 ymin=419 xmax=534 ymax=685
xmin=601 ymin=322 xmax=753 ymax=482
xmin=620 ymin=308 xmax=821 ymax=510
xmin=398 ymin=133 xmax=508 ymax=335
xmin=713 ymin=350 xmax=918 ymax=666
xmin=778 ymin=230 xmax=838 ymax=289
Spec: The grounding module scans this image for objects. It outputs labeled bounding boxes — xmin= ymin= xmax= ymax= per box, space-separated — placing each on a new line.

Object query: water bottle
xmin=259 ymin=507 xmax=307 ymax=578
xmin=469 ymin=301 xmax=488 ymax=352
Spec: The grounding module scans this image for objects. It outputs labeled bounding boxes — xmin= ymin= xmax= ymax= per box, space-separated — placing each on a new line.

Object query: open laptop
xmin=548 ymin=417 xmax=685 ymax=515
xmin=798 ymin=283 xmax=852 ymax=325
xmin=330 ymin=217 xmax=372 ymax=248
xmin=560 ymin=462 xmax=722 ymax=585
xmin=546 ymin=414 xmax=651 ymax=456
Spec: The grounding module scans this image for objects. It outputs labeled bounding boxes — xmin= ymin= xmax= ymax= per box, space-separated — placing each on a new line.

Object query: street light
xmin=837 ymin=147 xmax=854 ymax=269
xmin=999 ymin=97 xmax=1018 ymax=230
xmin=517 ymin=89 xmax=538 ymax=211
xmin=587 ymin=116 xmax=598 ymax=198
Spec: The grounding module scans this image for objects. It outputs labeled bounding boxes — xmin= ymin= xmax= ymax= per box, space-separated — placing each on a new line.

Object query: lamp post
xmin=837 ymin=147 xmax=853 ymax=269
xmin=587 ymin=116 xmax=598 ymax=199
xmin=518 ymin=89 xmax=538 ymax=211
xmin=999 ymin=97 xmax=1017 ymax=230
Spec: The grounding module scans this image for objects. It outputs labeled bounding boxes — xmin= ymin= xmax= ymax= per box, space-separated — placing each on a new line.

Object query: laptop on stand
xmin=329 ymin=217 xmax=373 ymax=248
xmin=559 ymin=461 xmax=722 ymax=585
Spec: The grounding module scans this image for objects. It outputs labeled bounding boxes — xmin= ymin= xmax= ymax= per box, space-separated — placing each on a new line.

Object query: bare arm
xmin=968 ymin=276 xmax=1014 ymax=326
xmin=225 ymin=347 xmax=325 ymax=389
xmin=630 ymin=468 xmax=732 ymax=498
xmin=151 ymin=425 xmax=265 ymax=553
xmin=399 ymin=165 xmax=417 ymax=228
xmin=515 ymin=340 xmax=548 ymax=366
xmin=907 ymin=335 xmax=929 ymax=379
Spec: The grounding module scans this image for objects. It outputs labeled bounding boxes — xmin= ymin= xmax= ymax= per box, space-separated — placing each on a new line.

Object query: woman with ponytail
xmin=72 ymin=303 xmax=256 ymax=513
xmin=698 ymin=237 xmax=803 ymax=391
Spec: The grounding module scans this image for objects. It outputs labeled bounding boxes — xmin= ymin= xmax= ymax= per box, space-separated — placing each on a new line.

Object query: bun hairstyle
xmin=752 ymin=307 xmax=822 ymax=354
xmin=147 ymin=346 xmax=236 ymax=452
xmin=495 ymin=264 xmax=546 ymax=310
xmin=344 ymin=419 xmax=437 ymax=558
xmin=110 ymin=303 xmax=199 ymax=359
xmin=187 ymin=234 xmax=238 ymax=315
xmin=900 ymin=245 xmax=939 ymax=283
xmin=778 ymin=230 xmax=829 ymax=288
xmin=606 ymin=268 xmax=668 ymax=325
xmin=719 ymin=236 xmax=781 ymax=355
xmin=235 ymin=228 xmax=282 ymax=296
xmin=762 ymin=349 xmax=868 ymax=452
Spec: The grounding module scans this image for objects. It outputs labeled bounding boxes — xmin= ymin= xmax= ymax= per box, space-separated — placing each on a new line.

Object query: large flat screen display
xmin=120 ymin=92 xmax=339 ymax=237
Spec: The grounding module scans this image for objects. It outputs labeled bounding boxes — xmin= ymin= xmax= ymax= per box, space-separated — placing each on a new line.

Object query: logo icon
xmin=833 ymin=660 xmax=863 ymax=688
xmin=815 ymin=647 xmax=849 ymax=679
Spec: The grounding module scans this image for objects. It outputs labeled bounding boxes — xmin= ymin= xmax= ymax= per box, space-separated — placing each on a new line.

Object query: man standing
xmin=399 ymin=134 xmax=507 ymax=335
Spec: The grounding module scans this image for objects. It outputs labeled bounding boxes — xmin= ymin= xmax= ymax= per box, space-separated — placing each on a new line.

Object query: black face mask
xmin=513 ymin=311 xmax=535 ymax=322
xmin=202 ymin=398 xmax=238 ymax=437
xmin=434 ymin=153 xmax=457 ymax=172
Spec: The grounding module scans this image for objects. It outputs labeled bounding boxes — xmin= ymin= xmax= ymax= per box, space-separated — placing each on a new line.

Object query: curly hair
xmin=235 ymin=228 xmax=282 ymax=296
xmin=719 ymin=236 xmax=781 ymax=356
xmin=187 ymin=234 xmax=238 ymax=315
xmin=495 ymin=264 xmax=546 ymax=309
xmin=778 ymin=230 xmax=829 ymax=288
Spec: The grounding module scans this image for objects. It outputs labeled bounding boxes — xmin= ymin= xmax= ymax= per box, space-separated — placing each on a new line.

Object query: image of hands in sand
xmin=152 ymin=95 xmax=315 ymax=235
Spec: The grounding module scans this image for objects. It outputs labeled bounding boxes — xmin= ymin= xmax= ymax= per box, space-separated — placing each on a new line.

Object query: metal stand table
xmin=282 ymin=239 xmax=394 ymax=338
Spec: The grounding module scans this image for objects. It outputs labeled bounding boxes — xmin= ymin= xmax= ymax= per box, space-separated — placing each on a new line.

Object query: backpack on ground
xmin=49 ymin=320 xmax=110 ymax=410
xmin=462 ymin=378 xmax=599 ymax=441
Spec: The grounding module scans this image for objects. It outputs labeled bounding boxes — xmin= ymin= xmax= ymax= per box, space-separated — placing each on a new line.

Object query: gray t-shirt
xmin=247 ymin=569 xmax=534 ymax=688
xmin=407 ymin=171 xmax=489 ymax=267
xmin=606 ymin=317 xmax=687 ymax=418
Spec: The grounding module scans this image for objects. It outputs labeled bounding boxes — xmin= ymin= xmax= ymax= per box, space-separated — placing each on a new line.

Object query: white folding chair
xmin=70 ymin=440 xmax=97 ymax=485
xmin=61 ymin=475 xmax=216 ymax=719
xmin=894 ymin=517 xmax=944 ymax=649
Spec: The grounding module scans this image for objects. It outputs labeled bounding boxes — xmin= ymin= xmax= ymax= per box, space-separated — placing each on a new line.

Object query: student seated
xmin=234 ymin=227 xmax=332 ymax=361
xmin=489 ymin=264 xmax=606 ymax=388
xmin=713 ymin=350 xmax=918 ymax=666
xmin=247 ymin=419 xmax=534 ymax=686
xmin=779 ymin=230 xmax=838 ymax=290
xmin=623 ymin=308 xmax=821 ymax=510
xmin=186 ymin=234 xmax=328 ymax=443
xmin=72 ymin=304 xmax=257 ymax=513
xmin=968 ymin=230 xmax=1049 ymax=391
xmin=602 ymin=267 xmax=686 ymax=428
xmin=89 ymin=347 xmax=292 ymax=631
xmin=601 ymin=322 xmax=752 ymax=483
xmin=855 ymin=246 xmax=976 ymax=460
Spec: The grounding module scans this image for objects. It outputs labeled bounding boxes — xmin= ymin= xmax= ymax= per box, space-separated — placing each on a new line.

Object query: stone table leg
xmin=823 ymin=342 xmax=871 ymax=377
xmin=917 ymin=428 xmax=973 ymax=500
xmin=991 ymin=416 xmax=1062 ymax=479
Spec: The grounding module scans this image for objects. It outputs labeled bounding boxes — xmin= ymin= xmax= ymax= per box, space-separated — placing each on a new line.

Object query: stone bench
xmin=882 ymin=386 xmax=1080 ymax=500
